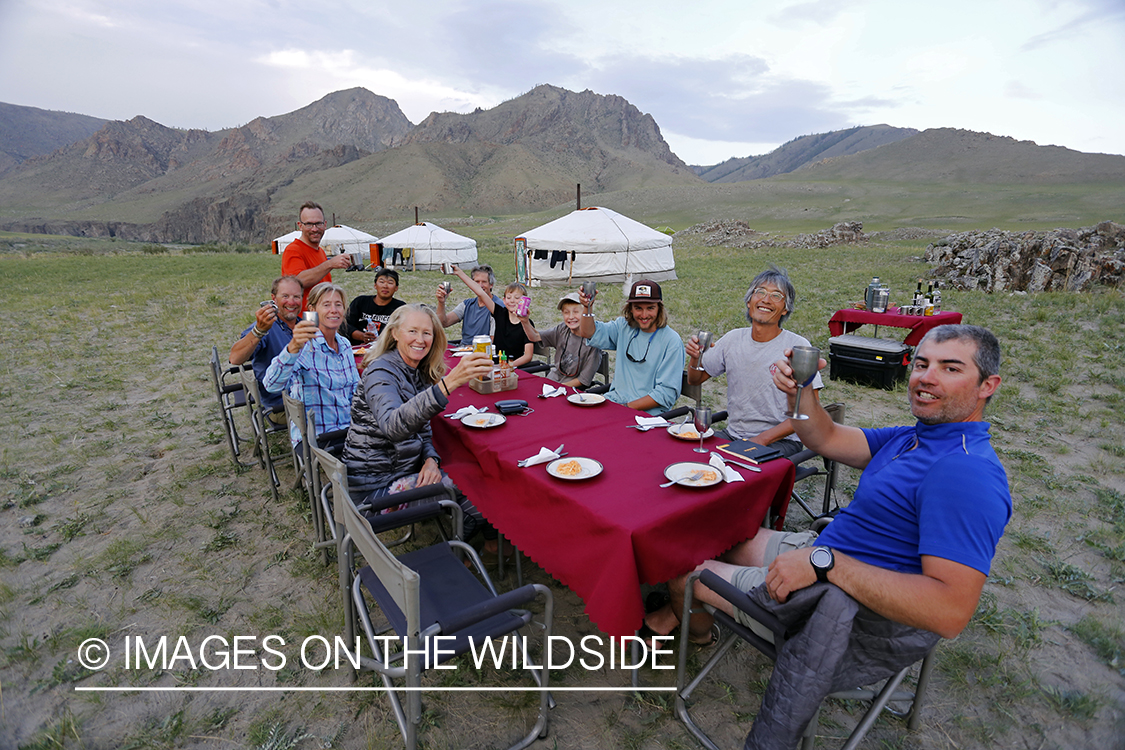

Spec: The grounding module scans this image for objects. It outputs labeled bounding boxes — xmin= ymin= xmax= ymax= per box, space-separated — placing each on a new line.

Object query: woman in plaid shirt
xmin=264 ymin=282 xmax=359 ymax=453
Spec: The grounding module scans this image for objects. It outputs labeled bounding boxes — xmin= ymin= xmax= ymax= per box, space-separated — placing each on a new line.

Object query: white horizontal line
xmin=75 ymin=686 xmax=676 ymax=693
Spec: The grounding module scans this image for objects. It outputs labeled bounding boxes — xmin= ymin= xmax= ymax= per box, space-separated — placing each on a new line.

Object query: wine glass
xmin=694 ymin=331 xmax=713 ymax=371
xmin=786 ymin=346 xmax=820 ymax=421
xmin=692 ymin=406 xmax=712 ymax=454
xmin=581 ymin=280 xmax=597 ymax=305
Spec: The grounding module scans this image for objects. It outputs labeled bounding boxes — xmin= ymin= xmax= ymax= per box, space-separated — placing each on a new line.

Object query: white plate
xmin=461 ymin=412 xmax=507 ymax=429
xmin=663 ymin=461 xmax=722 ymax=488
xmin=547 ymin=457 xmax=604 ymax=480
xmin=667 ymin=423 xmax=715 ymax=441
xmin=567 ymin=392 xmax=606 ymax=406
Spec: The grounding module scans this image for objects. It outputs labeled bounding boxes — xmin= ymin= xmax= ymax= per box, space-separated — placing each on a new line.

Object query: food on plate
xmin=472 ymin=416 xmax=493 ymax=427
xmin=555 ymin=460 xmax=583 ymax=476
xmin=678 ymin=429 xmax=700 ymax=439
xmin=697 ymin=469 xmax=719 ymax=483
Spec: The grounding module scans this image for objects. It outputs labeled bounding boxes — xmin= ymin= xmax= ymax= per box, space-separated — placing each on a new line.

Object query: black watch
xmin=810 ymin=546 xmax=835 ymax=583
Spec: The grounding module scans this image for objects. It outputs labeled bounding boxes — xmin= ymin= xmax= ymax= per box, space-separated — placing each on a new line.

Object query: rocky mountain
xmin=0 ymin=102 xmax=108 ymax=175
xmin=694 ymin=125 xmax=918 ymax=182
xmin=343 ymin=84 xmax=700 ymax=214
xmin=788 ymin=128 xmax=1125 ymax=184
xmin=0 ymin=88 xmax=412 ymax=230
xmin=0 ymin=85 xmax=697 ymax=241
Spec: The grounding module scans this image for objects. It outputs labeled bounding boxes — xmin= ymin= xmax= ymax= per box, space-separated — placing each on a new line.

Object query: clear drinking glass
xmin=786 ymin=346 xmax=820 ymax=421
xmin=693 ymin=406 xmax=712 ymax=454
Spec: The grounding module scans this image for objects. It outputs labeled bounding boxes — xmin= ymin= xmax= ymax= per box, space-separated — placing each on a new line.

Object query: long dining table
xmin=430 ymin=362 xmax=796 ymax=637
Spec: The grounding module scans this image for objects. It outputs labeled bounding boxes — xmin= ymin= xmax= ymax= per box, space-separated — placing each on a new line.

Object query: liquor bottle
xmin=913 ymin=280 xmax=923 ymax=307
xmin=932 ymin=282 xmax=942 ymax=313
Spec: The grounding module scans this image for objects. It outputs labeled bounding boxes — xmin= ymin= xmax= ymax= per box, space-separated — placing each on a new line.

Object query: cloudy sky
xmin=1 ymin=0 xmax=1122 ymax=165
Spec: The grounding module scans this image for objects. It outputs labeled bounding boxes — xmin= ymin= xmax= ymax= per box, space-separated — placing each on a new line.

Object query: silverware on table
xmin=660 ymin=471 xmax=705 ymax=488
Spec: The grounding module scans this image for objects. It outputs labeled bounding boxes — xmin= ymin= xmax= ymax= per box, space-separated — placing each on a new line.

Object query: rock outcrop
xmin=677 ymin=220 xmax=866 ymax=249
xmin=925 ymin=222 xmax=1125 ymax=292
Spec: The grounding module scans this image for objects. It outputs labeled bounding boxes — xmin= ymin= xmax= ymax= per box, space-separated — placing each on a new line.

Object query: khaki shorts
xmin=726 ymin=530 xmax=819 ymax=631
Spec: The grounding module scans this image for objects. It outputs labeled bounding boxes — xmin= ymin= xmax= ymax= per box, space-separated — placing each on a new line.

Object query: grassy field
xmin=1 ymin=226 xmax=1123 ymax=749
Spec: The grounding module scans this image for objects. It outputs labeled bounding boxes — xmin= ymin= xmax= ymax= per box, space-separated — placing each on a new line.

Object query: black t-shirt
xmin=345 ymin=296 xmax=406 ymax=342
xmin=492 ymin=307 xmax=533 ymax=360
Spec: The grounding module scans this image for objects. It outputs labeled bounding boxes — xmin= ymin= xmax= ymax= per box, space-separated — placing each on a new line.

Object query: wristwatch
xmin=809 ymin=546 xmax=835 ymax=583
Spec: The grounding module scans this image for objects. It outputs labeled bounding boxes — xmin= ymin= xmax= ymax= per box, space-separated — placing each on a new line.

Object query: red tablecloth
xmin=431 ymin=364 xmax=795 ymax=637
xmin=828 ymin=308 xmax=963 ymax=347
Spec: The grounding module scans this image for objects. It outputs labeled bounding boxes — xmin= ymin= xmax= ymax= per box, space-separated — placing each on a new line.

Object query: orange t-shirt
xmin=281 ymin=237 xmax=330 ymax=309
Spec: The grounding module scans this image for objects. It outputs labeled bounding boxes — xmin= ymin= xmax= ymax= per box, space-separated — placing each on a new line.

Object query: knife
xmin=711 ymin=452 xmax=761 ymax=473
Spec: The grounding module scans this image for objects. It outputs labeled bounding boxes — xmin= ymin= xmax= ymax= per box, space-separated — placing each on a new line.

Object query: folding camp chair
xmin=323 ymin=457 xmax=554 ymax=750
xmin=239 ymin=368 xmax=289 ymax=501
xmin=674 ymin=569 xmax=936 ymax=750
xmin=312 ymin=446 xmax=467 ymax=643
xmin=787 ymin=402 xmax=846 ymax=528
xmin=208 ymin=346 xmax=254 ymax=468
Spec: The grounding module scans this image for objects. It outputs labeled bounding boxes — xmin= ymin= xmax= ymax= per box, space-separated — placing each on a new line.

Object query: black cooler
xmin=828 ymin=334 xmax=911 ymax=389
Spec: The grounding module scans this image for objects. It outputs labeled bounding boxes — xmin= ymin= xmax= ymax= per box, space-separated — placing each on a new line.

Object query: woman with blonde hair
xmin=343 ymin=304 xmax=493 ymax=535
xmin=264 ymin=281 xmax=358 ymax=453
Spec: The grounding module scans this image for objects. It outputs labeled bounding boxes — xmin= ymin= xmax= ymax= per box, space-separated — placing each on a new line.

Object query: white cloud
xmin=0 ymin=0 xmax=1123 ymax=164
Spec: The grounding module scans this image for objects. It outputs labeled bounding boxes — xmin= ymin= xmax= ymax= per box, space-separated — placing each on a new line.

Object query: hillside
xmin=0 ymin=85 xmax=698 ymax=241
xmin=0 ymin=102 xmax=107 ymax=175
xmin=787 ymin=128 xmax=1125 ymax=184
xmin=695 ymin=124 xmax=918 ymax=182
xmin=270 ymin=85 xmax=702 ymax=218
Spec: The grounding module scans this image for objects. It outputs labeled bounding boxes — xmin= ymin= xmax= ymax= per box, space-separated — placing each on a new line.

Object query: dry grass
xmin=1 ymin=230 xmax=1123 ymax=749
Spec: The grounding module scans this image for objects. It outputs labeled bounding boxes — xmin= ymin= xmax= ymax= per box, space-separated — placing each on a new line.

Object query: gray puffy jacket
xmin=342 ymin=349 xmax=449 ymax=497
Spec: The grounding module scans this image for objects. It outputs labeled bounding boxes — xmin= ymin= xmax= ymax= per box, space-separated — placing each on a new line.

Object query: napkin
xmin=634 ymin=415 xmax=670 ymax=432
xmin=446 ymin=406 xmax=484 ymax=419
xmin=520 ymin=447 xmax=561 ymax=467
xmin=541 ymin=384 xmax=565 ymax=398
xmin=709 ymin=453 xmax=744 ymax=483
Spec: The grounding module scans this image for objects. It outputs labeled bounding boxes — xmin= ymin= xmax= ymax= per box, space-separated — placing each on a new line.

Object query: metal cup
xmin=441 ymin=281 xmax=452 ymax=295
xmin=581 ymin=280 xmax=597 ymax=299
xmin=302 ymin=311 xmax=319 ymax=326
xmin=694 ymin=331 xmax=713 ymax=371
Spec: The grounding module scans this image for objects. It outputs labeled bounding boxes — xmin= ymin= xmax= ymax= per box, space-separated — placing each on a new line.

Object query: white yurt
xmin=377 ymin=222 xmax=478 ymax=271
xmin=272 ymin=225 xmax=380 ymax=267
xmin=270 ymin=230 xmax=300 ymax=254
xmin=516 ymin=206 xmax=676 ymax=287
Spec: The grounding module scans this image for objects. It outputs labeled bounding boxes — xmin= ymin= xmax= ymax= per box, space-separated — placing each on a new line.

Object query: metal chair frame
xmin=208 ymin=346 xmax=254 ymax=468
xmin=238 ymin=367 xmax=289 ymax=501
xmin=312 ymin=447 xmax=466 ymax=648
xmin=788 ymin=402 xmax=847 ymax=526
xmin=674 ymin=569 xmax=936 ymax=750
xmin=322 ymin=457 xmax=553 ymax=750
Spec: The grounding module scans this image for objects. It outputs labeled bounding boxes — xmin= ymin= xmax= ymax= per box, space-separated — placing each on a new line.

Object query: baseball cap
xmin=557 ymin=291 xmax=582 ymax=310
xmin=627 ymin=280 xmax=662 ymax=302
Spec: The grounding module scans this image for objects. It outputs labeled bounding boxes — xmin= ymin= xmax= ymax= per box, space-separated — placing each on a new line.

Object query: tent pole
xmin=415 ymin=206 xmax=419 ymax=225
xmin=576 ymin=183 xmax=581 ymax=211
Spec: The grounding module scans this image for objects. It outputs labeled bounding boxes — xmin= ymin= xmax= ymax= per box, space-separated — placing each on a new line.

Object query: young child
xmin=452 ymin=266 xmax=536 ymax=367
xmin=528 ymin=291 xmax=603 ymax=388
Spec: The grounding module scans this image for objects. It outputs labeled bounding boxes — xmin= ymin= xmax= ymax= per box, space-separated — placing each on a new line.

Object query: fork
xmin=660 ymin=471 xmax=704 ymax=488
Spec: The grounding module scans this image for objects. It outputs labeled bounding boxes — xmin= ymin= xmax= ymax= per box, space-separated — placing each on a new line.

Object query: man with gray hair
xmin=686 ymin=265 xmax=822 ymax=457
xmin=435 ymin=264 xmax=504 ymax=344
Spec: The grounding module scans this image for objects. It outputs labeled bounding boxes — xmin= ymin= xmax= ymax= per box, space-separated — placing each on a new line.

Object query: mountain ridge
xmin=1 ymin=88 xmax=1123 ymax=243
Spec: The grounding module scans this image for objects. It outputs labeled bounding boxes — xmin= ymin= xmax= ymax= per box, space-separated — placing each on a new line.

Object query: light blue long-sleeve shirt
xmin=588 ymin=317 xmax=684 ymax=414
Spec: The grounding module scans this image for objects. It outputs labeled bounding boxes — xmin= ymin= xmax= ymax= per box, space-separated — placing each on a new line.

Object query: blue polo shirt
xmin=817 ymin=421 xmax=1011 ymax=576
xmin=240 ymin=319 xmax=294 ymax=412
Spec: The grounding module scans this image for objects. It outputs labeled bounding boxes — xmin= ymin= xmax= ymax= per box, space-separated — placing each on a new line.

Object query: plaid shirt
xmin=263 ymin=331 xmax=359 ymax=445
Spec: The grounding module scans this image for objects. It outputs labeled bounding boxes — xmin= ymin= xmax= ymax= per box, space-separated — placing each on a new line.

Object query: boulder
xmin=925 ymin=222 xmax=1125 ymax=292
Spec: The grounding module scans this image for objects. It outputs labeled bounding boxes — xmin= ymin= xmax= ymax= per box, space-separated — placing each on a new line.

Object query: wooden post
xmin=576 ymin=184 xmax=581 ymax=210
